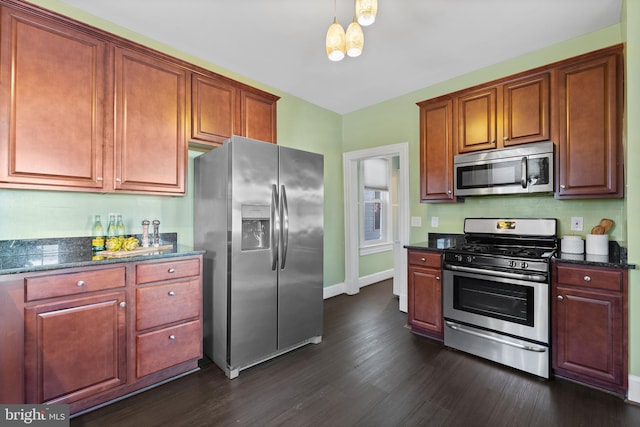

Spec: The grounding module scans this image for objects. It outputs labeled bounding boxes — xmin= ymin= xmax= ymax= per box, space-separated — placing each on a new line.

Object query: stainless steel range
xmin=442 ymin=218 xmax=557 ymax=378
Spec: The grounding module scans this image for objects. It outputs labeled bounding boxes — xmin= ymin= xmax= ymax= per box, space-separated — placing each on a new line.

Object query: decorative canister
xmin=586 ymin=234 xmax=609 ymax=256
xmin=561 ymin=235 xmax=584 ymax=254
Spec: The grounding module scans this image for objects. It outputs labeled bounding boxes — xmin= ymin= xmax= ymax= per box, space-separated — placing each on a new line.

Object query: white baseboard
xmin=323 ymin=269 xmax=394 ymax=300
xmin=628 ymin=375 xmax=640 ymax=403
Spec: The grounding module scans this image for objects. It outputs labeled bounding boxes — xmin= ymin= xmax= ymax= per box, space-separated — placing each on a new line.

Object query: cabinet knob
xmin=168 ymin=268 xmax=176 ymax=273
xmin=96 ymin=177 xmax=103 ymax=181
xmin=436 ymin=276 xmax=440 ymax=281
xmin=503 ymin=136 xmax=509 ymax=141
xmin=557 ymin=295 xmax=564 ymax=301
xmin=76 ymin=280 xmax=85 ymax=287
xmin=447 ymin=190 xmax=452 ymax=194
xmin=169 ymin=335 xmax=176 ymax=340
xmin=168 ymin=291 xmax=175 ymax=296
xmin=420 ymin=257 xmax=426 ymax=262
xmin=115 ymin=178 xmax=122 ymax=182
xmin=119 ymin=301 xmax=126 ymax=308
xmin=560 ymin=184 xmax=566 ymax=190
xmin=583 ymin=275 xmax=591 ymax=282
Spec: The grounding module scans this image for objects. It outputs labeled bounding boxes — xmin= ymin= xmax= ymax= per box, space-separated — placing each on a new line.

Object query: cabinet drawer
xmin=25 ymin=267 xmax=126 ymax=301
xmin=136 ymin=258 xmax=200 ymax=284
xmin=408 ymin=251 xmax=441 ymax=268
xmin=555 ymin=264 xmax=623 ymax=292
xmin=136 ymin=320 xmax=201 ymax=378
xmin=136 ymin=278 xmax=201 ymax=330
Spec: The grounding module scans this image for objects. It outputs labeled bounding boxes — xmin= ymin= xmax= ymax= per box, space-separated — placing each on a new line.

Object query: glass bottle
xmin=91 ymin=215 xmax=105 ymax=251
xmin=107 ymin=213 xmax=117 ymax=238
xmin=116 ymin=214 xmax=125 ymax=237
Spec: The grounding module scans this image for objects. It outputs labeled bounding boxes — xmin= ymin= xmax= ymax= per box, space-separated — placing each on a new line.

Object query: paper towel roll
xmin=586 ymin=234 xmax=609 ymax=256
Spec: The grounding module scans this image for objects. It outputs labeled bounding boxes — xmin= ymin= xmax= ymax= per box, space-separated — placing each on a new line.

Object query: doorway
xmin=343 ymin=143 xmax=409 ymax=312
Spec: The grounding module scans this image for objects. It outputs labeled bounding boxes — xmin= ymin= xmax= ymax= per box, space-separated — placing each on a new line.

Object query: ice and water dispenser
xmin=241 ymin=205 xmax=270 ymax=251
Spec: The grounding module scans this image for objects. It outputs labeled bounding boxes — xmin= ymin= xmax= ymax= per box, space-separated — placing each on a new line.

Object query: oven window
xmin=453 ymin=275 xmax=534 ymax=326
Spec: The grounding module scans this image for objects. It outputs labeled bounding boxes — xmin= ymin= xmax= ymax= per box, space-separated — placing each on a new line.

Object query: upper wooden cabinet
xmin=0 ymin=5 xmax=108 ymax=190
xmin=113 ymin=47 xmax=187 ymax=194
xmin=0 ymin=0 xmax=279 ymax=194
xmin=190 ymin=73 xmax=238 ymax=145
xmin=190 ymin=73 xmax=279 ymax=147
xmin=417 ymin=98 xmax=456 ymax=202
xmin=455 ymin=73 xmax=550 ymax=154
xmin=240 ymin=89 xmax=278 ymax=144
xmin=556 ymin=47 xmax=623 ymax=199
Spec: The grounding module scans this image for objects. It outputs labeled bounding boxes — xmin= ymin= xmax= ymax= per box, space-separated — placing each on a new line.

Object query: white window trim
xmin=359 ymin=241 xmax=393 ymax=256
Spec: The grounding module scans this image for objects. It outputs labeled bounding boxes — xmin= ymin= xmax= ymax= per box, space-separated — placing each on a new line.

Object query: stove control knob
xmin=508 ymin=260 xmax=517 ymax=268
xmin=521 ymin=262 xmax=528 ymax=269
xmin=466 ymin=255 xmax=474 ymax=263
xmin=455 ymin=254 xmax=463 ymax=262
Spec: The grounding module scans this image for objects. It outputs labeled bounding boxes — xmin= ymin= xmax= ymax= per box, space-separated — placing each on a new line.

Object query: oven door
xmin=442 ymin=268 xmax=548 ymax=344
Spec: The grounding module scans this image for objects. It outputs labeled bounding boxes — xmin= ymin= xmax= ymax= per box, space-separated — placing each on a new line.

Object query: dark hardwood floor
xmin=72 ymin=280 xmax=640 ymax=426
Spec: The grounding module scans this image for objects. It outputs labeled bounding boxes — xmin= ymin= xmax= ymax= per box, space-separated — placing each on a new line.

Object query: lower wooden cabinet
xmin=24 ymin=291 xmax=127 ymax=405
xmin=407 ymin=250 xmax=443 ymax=341
xmin=552 ymin=262 xmax=627 ymax=395
xmin=15 ymin=255 xmax=203 ymax=415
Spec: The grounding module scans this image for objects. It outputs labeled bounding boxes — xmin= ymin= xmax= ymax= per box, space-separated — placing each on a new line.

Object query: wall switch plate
xmin=410 ymin=216 xmax=422 ymax=227
xmin=570 ymin=216 xmax=584 ymax=231
xmin=431 ymin=216 xmax=439 ymax=228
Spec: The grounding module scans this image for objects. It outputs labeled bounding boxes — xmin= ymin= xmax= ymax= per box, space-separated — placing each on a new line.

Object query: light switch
xmin=431 ymin=216 xmax=439 ymax=228
xmin=411 ymin=216 xmax=422 ymax=227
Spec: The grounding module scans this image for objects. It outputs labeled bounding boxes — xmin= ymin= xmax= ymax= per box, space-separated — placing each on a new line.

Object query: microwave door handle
xmin=521 ymin=157 xmax=527 ymax=188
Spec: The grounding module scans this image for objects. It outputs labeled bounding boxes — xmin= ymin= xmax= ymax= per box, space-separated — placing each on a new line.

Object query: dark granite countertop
xmin=0 ymin=234 xmax=205 ymax=275
xmin=403 ymin=233 xmax=634 ymax=270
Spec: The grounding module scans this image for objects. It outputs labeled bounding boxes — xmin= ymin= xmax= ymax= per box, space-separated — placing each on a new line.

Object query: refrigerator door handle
xmin=280 ymin=184 xmax=289 ymax=269
xmin=271 ymin=184 xmax=279 ymax=270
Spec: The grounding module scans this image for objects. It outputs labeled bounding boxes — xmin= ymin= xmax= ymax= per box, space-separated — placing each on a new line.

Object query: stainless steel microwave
xmin=454 ymin=141 xmax=554 ymax=196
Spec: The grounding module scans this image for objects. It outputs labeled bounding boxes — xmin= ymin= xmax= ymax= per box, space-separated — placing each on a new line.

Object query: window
xmin=360 ymin=158 xmax=392 ymax=254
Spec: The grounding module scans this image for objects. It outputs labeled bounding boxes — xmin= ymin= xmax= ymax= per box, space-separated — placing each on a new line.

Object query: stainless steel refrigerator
xmin=194 ymin=136 xmax=323 ymax=379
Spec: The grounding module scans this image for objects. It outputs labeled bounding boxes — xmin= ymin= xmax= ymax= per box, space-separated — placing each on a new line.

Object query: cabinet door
xmin=24 ymin=291 xmax=127 ymax=404
xmin=408 ymin=265 xmax=443 ymax=340
xmin=502 ymin=73 xmax=550 ymax=146
xmin=418 ymin=99 xmax=455 ymax=202
xmin=0 ymin=6 xmax=106 ymax=190
xmin=553 ymin=284 xmax=625 ymax=393
xmin=557 ymin=50 xmax=623 ymax=198
xmin=190 ymin=73 xmax=238 ymax=146
xmin=114 ymin=47 xmax=187 ymax=194
xmin=240 ymin=90 xmax=278 ymax=144
xmin=456 ymin=87 xmax=497 ymax=153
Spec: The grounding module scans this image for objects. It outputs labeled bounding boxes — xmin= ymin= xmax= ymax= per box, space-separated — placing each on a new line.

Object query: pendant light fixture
xmin=345 ymin=18 xmax=364 ymax=57
xmin=326 ymin=0 xmax=346 ymax=61
xmin=356 ymin=0 xmax=378 ymax=26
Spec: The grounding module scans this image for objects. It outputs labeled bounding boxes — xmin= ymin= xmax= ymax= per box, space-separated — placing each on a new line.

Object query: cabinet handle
xmin=76 ymin=280 xmax=85 ymax=287
xmin=583 ymin=275 xmax=591 ymax=282
xmin=557 ymin=295 xmax=564 ymax=301
xmin=119 ymin=301 xmax=126 ymax=308
xmin=115 ymin=177 xmax=122 ymax=182
xmin=169 ymin=335 xmax=176 ymax=340
xmin=168 ymin=268 xmax=176 ymax=273
xmin=168 ymin=291 xmax=175 ymax=296
xmin=96 ymin=177 xmax=103 ymax=181
xmin=420 ymin=258 xmax=426 ymax=262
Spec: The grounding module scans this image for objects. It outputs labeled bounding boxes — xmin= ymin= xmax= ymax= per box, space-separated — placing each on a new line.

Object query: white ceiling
xmin=56 ymin=0 xmax=623 ymax=115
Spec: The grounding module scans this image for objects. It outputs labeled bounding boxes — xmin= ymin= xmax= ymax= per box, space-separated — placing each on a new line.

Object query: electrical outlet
xmin=431 ymin=216 xmax=439 ymax=228
xmin=570 ymin=216 xmax=583 ymax=231
xmin=410 ymin=216 xmax=422 ymax=227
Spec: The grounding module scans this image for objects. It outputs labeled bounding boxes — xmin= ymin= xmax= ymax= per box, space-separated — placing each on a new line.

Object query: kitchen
xmin=0 ymin=0 xmax=639 ymax=424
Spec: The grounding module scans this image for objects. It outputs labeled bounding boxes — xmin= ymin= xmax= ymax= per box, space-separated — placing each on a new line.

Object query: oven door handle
xmin=445 ymin=321 xmax=547 ymax=353
xmin=443 ymin=264 xmax=547 ymax=282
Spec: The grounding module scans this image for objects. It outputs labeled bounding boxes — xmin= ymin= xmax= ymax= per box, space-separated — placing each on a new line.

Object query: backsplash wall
xmin=417 ymin=195 xmax=626 ymax=244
